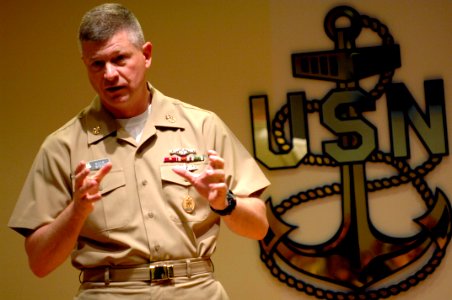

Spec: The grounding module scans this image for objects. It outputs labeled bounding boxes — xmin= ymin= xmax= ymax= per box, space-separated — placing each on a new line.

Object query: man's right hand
xmin=73 ymin=160 xmax=112 ymax=215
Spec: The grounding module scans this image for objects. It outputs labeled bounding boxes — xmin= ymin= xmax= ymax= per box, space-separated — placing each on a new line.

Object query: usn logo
xmin=250 ymin=6 xmax=451 ymax=300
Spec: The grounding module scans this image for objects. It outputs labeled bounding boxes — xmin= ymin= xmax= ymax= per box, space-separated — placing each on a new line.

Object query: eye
xmin=90 ymin=60 xmax=105 ymax=71
xmin=113 ymin=54 xmax=129 ymax=65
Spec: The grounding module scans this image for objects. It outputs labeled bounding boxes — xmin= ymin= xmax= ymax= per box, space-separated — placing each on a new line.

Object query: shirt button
xmin=148 ymin=212 xmax=154 ymax=218
xmin=142 ymin=180 xmax=148 ymax=186
xmin=154 ymin=244 xmax=160 ymax=252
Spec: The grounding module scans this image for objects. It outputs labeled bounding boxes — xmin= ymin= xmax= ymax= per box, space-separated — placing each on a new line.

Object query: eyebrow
xmin=86 ymin=47 xmax=130 ymax=63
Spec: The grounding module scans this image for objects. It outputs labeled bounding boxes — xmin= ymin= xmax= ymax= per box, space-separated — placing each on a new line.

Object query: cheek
xmin=87 ymin=73 xmax=103 ymax=91
xmin=124 ymin=66 xmax=145 ymax=85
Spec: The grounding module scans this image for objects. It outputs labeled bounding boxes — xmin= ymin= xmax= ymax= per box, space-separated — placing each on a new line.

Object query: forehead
xmin=81 ymin=30 xmax=138 ymax=60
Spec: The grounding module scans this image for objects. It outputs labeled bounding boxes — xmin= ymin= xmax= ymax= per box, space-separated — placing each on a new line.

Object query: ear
xmin=142 ymin=42 xmax=153 ymax=68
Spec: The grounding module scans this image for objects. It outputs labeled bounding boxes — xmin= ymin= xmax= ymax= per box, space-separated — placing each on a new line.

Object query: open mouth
xmin=105 ymin=86 xmax=125 ymax=93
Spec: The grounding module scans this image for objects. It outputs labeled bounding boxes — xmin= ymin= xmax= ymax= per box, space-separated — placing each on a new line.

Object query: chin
xmin=105 ymin=94 xmax=130 ymax=104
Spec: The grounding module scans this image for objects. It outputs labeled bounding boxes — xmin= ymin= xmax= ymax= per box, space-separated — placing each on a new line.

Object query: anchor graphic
xmin=252 ymin=6 xmax=452 ymax=299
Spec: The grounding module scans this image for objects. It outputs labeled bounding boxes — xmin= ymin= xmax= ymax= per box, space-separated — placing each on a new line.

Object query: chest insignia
xmin=182 ymin=195 xmax=196 ymax=214
xmin=164 ymin=155 xmax=205 ymax=162
xmin=164 ymin=148 xmax=205 ymax=163
xmin=169 ymin=148 xmax=196 ymax=156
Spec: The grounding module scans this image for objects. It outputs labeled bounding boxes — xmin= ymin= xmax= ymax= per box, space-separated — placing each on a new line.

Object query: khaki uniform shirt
xmin=8 ymin=87 xmax=269 ymax=269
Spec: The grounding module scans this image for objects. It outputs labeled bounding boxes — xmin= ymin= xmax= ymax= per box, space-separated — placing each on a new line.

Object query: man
xmin=8 ymin=3 xmax=269 ymax=299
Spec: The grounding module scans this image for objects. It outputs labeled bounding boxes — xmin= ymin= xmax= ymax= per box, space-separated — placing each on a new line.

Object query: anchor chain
xmin=274 ymin=151 xmax=442 ymax=215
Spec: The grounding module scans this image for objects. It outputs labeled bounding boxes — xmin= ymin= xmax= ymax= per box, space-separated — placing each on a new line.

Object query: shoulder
xmin=155 ymin=89 xmax=211 ymax=113
xmin=152 ymin=88 xmax=224 ymax=126
xmin=39 ymin=105 xmax=91 ymax=153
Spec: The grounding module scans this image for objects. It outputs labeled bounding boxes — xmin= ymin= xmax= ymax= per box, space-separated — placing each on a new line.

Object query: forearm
xmin=25 ymin=201 xmax=89 ymax=277
xmin=222 ymin=196 xmax=269 ymax=240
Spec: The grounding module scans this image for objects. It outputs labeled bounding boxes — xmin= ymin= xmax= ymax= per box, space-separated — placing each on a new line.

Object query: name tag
xmin=86 ymin=158 xmax=110 ymax=171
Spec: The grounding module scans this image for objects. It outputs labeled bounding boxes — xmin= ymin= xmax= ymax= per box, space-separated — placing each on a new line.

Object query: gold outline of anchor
xmin=254 ymin=5 xmax=452 ymax=299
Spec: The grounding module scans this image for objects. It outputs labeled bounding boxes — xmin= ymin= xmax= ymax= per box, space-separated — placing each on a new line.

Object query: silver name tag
xmin=86 ymin=158 xmax=110 ymax=171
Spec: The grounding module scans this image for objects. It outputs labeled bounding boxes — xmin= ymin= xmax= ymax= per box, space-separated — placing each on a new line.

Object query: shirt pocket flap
xmin=99 ymin=169 xmax=126 ymax=195
xmin=160 ymin=165 xmax=191 ymax=186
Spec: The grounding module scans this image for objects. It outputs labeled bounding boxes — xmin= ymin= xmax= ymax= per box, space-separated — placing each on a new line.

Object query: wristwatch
xmin=210 ymin=190 xmax=237 ymax=216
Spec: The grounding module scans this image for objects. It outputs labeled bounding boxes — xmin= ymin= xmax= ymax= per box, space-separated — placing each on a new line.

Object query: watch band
xmin=210 ymin=190 xmax=237 ymax=216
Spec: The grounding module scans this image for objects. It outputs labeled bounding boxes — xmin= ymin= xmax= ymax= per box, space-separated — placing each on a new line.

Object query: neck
xmin=109 ymin=88 xmax=152 ymax=119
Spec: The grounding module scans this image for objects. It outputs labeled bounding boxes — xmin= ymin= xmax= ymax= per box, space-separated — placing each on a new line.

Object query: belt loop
xmin=104 ymin=267 xmax=110 ymax=286
xmin=186 ymin=259 xmax=192 ymax=278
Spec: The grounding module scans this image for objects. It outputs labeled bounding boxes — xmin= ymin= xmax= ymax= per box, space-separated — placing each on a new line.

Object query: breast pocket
xmin=160 ymin=163 xmax=209 ymax=223
xmin=76 ymin=169 xmax=129 ymax=235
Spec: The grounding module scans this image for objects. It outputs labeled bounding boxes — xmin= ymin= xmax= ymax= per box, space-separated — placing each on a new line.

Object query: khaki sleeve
xmin=8 ymin=135 xmax=72 ymax=235
xmin=204 ymin=113 xmax=270 ymax=197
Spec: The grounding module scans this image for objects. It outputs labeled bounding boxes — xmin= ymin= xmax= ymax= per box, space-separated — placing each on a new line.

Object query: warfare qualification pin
xmin=182 ymin=195 xmax=195 ymax=214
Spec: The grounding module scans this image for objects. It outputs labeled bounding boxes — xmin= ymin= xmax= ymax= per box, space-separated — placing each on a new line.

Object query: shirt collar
xmin=84 ymin=83 xmax=187 ymax=145
xmin=148 ymin=86 xmax=187 ymax=130
xmin=84 ymin=97 xmax=118 ymax=145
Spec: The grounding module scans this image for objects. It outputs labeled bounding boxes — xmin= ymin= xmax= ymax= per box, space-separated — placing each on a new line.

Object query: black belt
xmin=81 ymin=257 xmax=214 ymax=284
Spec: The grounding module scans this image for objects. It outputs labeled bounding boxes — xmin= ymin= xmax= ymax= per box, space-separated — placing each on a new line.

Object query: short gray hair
xmin=78 ymin=3 xmax=145 ymax=48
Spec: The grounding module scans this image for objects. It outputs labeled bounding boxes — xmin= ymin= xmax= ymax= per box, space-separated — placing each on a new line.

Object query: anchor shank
xmin=341 ymin=163 xmax=374 ymax=269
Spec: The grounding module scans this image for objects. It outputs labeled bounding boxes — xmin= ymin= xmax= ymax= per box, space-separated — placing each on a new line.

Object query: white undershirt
xmin=116 ymin=105 xmax=152 ymax=143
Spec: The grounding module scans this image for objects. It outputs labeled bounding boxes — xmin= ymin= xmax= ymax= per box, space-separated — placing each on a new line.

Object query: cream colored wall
xmin=1 ymin=1 xmax=450 ymax=299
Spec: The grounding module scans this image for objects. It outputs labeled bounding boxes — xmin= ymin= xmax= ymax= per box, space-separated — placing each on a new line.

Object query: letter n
xmin=386 ymin=79 xmax=448 ymax=158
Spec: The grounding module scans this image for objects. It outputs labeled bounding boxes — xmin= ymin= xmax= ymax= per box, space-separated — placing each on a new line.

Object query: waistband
xmin=81 ymin=257 xmax=214 ymax=284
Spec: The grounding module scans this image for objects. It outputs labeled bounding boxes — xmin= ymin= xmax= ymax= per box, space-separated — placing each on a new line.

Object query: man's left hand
xmin=172 ymin=150 xmax=229 ymax=210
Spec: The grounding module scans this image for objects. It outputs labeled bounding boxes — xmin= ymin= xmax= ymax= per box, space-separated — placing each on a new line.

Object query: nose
xmin=104 ymin=62 xmax=118 ymax=81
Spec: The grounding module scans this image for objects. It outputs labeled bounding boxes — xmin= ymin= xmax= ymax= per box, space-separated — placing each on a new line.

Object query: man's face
xmin=81 ymin=30 xmax=152 ymax=118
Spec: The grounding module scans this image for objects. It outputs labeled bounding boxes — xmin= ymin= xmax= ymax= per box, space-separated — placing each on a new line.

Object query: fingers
xmin=171 ymin=151 xmax=228 ymax=204
xmin=79 ymin=179 xmax=101 ymax=201
xmin=172 ymin=150 xmax=225 ymax=184
xmin=74 ymin=161 xmax=90 ymax=190
xmin=207 ymin=182 xmax=228 ymax=208
xmin=208 ymin=182 xmax=228 ymax=192
xmin=92 ymin=162 xmax=113 ymax=182
xmin=172 ymin=166 xmax=195 ymax=184
xmin=207 ymin=151 xmax=225 ymax=184
xmin=207 ymin=150 xmax=224 ymax=170
xmin=73 ymin=161 xmax=112 ymax=204
xmin=206 ymin=168 xmax=225 ymax=183
xmin=172 ymin=151 xmax=225 ymax=189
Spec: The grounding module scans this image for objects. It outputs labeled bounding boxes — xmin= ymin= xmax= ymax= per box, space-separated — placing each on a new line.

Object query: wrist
xmin=210 ymin=190 xmax=237 ymax=216
xmin=71 ymin=200 xmax=94 ymax=220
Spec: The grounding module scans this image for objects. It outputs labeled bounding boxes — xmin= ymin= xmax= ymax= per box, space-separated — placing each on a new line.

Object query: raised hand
xmin=172 ymin=150 xmax=229 ymax=210
xmin=73 ymin=160 xmax=112 ymax=214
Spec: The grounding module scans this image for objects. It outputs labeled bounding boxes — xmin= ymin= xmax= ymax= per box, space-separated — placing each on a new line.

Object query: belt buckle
xmin=150 ymin=264 xmax=174 ymax=281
